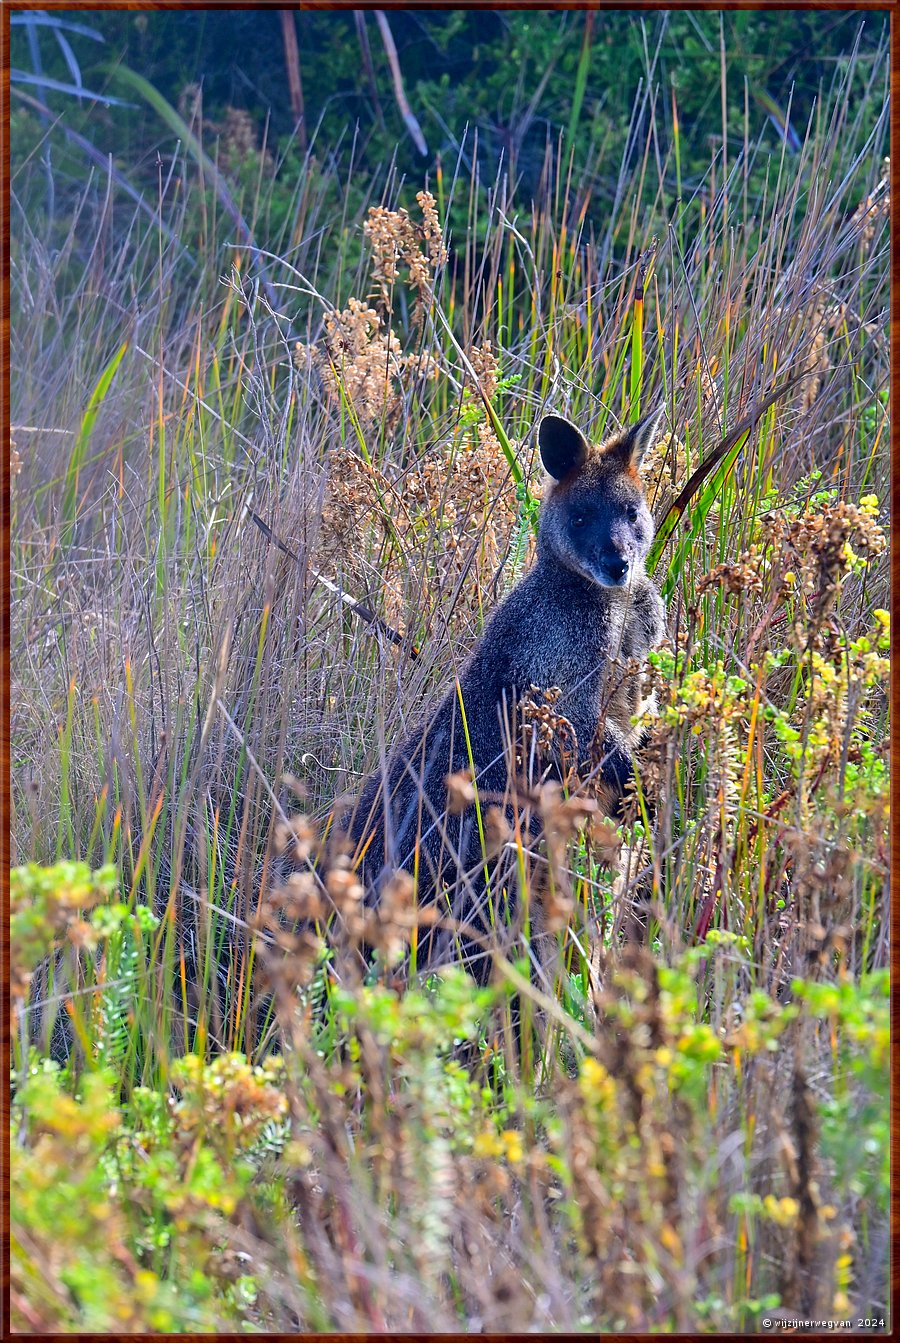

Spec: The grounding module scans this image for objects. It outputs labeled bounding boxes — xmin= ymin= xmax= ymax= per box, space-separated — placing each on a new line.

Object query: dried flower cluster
xmin=416 ymin=190 xmax=449 ymax=272
xmin=312 ymin=364 xmax=522 ymax=629
xmin=295 ymin=299 xmax=415 ymax=426
xmin=639 ymin=428 xmax=689 ymax=507
xmin=252 ymin=867 xmax=325 ymax=989
xmin=774 ymin=494 xmax=885 ymax=633
xmin=220 ymin=107 xmax=270 ymax=166
xmin=629 ymin=719 xmax=673 ymax=812
xmin=798 ymin=298 xmax=848 ymax=412
xmin=533 ymin=783 xmax=603 ymax=933
xmin=312 ymin=446 xmax=405 ymax=617
xmin=363 ymin=191 xmax=447 ymax=306
xmin=695 ymin=545 xmax=766 ymax=599
xmin=445 ymin=769 xmax=477 ymax=815
xmin=517 ymin=684 xmax=578 ymax=785
xmin=850 ymin=157 xmax=890 ymax=248
xmin=260 ymin=821 xmax=436 ymax=985
xmin=296 ymin=194 xmax=526 ymax=629
xmin=177 ymin=87 xmax=275 ymax=173
xmin=466 ymin=341 xmax=500 ymax=401
xmin=292 ymin=194 xmax=449 ymax=427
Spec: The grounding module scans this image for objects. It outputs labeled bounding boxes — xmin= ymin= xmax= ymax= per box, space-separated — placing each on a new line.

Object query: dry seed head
xmin=467 ymin=341 xmax=500 ymax=400
xmin=850 ymin=157 xmax=890 ymax=247
xmin=639 ymin=429 xmax=688 ymax=504
xmin=379 ymin=869 xmax=416 ymax=918
xmin=66 ymin=919 xmax=99 ymax=953
xmin=200 ymin=103 xmax=274 ymax=172
xmin=364 ymin=203 xmax=434 ymax=299
xmin=304 ymin=286 xmax=522 ymax=629
xmin=539 ymin=784 xmax=599 ymax=842
xmin=400 ymin=349 xmax=440 ymax=383
xmin=252 ymin=875 xmax=326 ymax=988
xmin=775 ymin=498 xmax=886 ymax=631
xmin=314 ymin=446 xmax=396 ymax=590
xmin=517 ymin=684 xmax=578 ymax=782
xmin=485 ymin=806 xmax=513 ymax=857
xmin=370 ymin=870 xmax=418 ymax=963
xmin=628 ymin=723 xmax=672 ymax=810
xmin=538 ymin=882 xmax=575 ymax=934
xmin=446 ymin=769 xmax=477 ymax=814
xmin=696 ymin=547 xmax=765 ymax=598
xmin=416 ymin=190 xmax=448 ymax=270
xmin=274 ymin=870 xmax=326 ymax=924
xmin=325 ymin=859 xmax=365 ymax=913
xmin=364 ymin=205 xmax=418 ymax=287
xmin=587 ymin=815 xmax=623 ymax=868
xmin=222 ymin=107 xmax=258 ymax=157
xmin=294 ymin=298 xmax=405 ymax=425
xmin=274 ymin=814 xmax=317 ymax=863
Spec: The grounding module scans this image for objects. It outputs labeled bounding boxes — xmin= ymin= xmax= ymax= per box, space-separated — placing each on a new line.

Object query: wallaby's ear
xmin=538 ymin=414 xmax=589 ymax=481
xmin=622 ymin=404 xmax=667 ymax=468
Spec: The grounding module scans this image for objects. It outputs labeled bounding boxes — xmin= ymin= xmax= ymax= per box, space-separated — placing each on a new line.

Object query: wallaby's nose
xmin=605 ymin=555 xmax=628 ymax=581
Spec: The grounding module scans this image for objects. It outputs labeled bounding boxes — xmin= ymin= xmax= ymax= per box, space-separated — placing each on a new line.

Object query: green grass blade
xmin=629 ymin=290 xmax=644 ymax=420
xmin=647 ymin=370 xmax=807 ymax=579
xmin=566 ymin=13 xmax=595 ymax=152
xmin=61 ymin=338 xmax=128 ymax=549
xmin=658 ymin=430 xmax=747 ymax=601
xmin=103 ymin=63 xmax=278 ymax=310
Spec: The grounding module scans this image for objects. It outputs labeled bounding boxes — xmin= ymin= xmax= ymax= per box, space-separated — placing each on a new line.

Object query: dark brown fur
xmin=344 ymin=409 xmax=668 ymax=974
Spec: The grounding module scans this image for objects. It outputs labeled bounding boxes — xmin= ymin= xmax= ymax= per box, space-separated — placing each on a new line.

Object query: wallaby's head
xmin=536 ymin=408 xmax=665 ymax=589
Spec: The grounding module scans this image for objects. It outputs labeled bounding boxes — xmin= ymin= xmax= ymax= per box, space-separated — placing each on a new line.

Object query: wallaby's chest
xmin=604 ymin=592 xmax=663 ymax=739
xmin=506 ymin=582 xmax=662 ymax=749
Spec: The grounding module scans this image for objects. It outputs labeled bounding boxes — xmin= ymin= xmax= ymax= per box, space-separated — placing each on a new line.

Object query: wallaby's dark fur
xmin=345 ymin=408 xmax=668 ymax=973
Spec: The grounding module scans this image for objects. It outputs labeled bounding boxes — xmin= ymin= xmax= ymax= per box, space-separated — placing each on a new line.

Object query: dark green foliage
xmin=12 ymin=10 xmax=887 ymax=231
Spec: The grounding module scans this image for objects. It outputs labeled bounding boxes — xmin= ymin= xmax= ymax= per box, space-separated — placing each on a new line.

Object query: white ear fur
xmin=627 ymin=404 xmax=668 ymax=466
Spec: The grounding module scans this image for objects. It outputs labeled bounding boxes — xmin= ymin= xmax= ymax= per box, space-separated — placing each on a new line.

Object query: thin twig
xmin=246 ymin=507 xmax=418 ymax=657
xmin=279 ymin=10 xmax=307 ymax=150
xmin=374 ymin=10 xmax=428 ymax=157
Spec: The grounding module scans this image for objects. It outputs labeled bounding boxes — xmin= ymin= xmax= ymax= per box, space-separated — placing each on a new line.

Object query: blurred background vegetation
xmin=11 ymin=7 xmax=888 ymax=257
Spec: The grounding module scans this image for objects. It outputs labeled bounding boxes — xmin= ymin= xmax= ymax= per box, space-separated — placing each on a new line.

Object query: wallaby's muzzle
xmin=599 ymin=552 xmax=629 ymax=585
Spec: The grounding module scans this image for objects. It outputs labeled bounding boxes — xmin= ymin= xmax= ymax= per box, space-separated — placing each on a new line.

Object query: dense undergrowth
xmin=10 ymin=30 xmax=890 ymax=1334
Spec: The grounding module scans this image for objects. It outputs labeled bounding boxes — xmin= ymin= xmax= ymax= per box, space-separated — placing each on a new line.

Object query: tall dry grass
xmin=10 ymin=40 xmax=890 ymax=1331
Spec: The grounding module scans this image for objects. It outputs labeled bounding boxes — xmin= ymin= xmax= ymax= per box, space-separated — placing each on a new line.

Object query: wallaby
xmin=344 ymin=407 xmax=668 ymax=978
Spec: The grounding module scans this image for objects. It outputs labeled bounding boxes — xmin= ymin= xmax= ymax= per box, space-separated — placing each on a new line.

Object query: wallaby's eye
xmin=626 ymin=504 xmax=639 ymax=523
xmin=572 ymin=513 xmax=586 ymax=528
